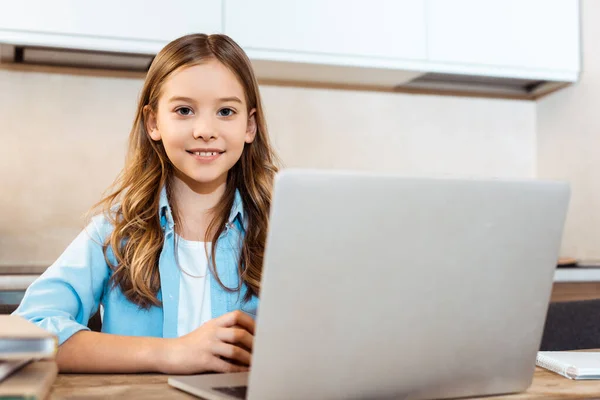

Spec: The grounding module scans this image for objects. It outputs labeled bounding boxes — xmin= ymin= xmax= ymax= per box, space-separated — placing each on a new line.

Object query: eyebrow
xmin=218 ymin=96 xmax=243 ymax=104
xmin=168 ymin=96 xmax=196 ymax=103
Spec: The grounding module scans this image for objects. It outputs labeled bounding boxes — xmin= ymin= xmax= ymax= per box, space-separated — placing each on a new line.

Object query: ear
xmin=245 ymin=108 xmax=257 ymax=144
xmin=144 ymin=105 xmax=161 ymax=141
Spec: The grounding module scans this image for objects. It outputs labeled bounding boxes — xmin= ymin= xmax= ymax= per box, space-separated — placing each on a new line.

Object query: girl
xmin=13 ymin=33 xmax=279 ymax=374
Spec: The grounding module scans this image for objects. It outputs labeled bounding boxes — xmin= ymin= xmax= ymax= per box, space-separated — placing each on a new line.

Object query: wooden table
xmin=49 ymin=367 xmax=600 ymax=400
xmin=50 ymin=373 xmax=195 ymax=399
xmin=552 ymin=282 xmax=600 ymax=302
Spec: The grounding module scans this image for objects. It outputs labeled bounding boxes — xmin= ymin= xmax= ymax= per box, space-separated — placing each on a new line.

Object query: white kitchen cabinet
xmin=0 ymin=0 xmax=222 ymax=54
xmin=426 ymin=0 xmax=580 ymax=80
xmin=224 ymin=0 xmax=427 ymax=61
xmin=0 ymin=0 xmax=581 ymax=97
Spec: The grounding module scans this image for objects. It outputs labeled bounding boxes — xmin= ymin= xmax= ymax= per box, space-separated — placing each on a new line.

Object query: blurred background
xmin=0 ymin=1 xmax=595 ymax=297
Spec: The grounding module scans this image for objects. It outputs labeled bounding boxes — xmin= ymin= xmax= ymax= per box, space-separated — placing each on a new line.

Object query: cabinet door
xmin=224 ymin=0 xmax=427 ymax=61
xmin=0 ymin=0 xmax=222 ymax=43
xmin=426 ymin=0 xmax=580 ymax=73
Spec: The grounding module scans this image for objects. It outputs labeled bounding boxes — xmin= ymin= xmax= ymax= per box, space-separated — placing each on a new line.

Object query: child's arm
xmin=56 ymin=310 xmax=255 ymax=373
xmin=14 ymin=216 xmax=255 ymax=373
xmin=14 ymin=216 xmax=110 ymax=345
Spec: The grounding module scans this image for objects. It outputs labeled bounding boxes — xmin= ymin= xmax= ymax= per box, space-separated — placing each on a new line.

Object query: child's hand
xmin=162 ymin=310 xmax=255 ymax=374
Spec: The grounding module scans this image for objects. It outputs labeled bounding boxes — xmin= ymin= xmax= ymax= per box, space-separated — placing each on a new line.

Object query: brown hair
xmin=91 ymin=34 xmax=279 ymax=308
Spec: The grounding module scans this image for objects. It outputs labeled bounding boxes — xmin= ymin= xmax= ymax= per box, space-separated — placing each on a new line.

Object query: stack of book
xmin=0 ymin=315 xmax=58 ymax=399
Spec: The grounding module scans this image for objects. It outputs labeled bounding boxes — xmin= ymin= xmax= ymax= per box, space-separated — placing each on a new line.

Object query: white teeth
xmin=193 ymin=151 xmax=217 ymax=156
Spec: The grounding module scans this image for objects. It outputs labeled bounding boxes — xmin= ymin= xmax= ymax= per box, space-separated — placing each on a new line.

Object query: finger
xmin=217 ymin=327 xmax=254 ymax=351
xmin=212 ymin=342 xmax=252 ymax=366
xmin=231 ymin=325 xmax=253 ymax=352
xmin=216 ymin=310 xmax=256 ymax=334
xmin=207 ymin=356 xmax=249 ymax=373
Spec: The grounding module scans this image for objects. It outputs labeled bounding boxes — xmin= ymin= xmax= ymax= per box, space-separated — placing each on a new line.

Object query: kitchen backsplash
xmin=0 ymin=67 xmax=535 ymax=266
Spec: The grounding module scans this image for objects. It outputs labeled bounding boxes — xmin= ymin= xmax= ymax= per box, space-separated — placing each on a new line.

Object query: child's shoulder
xmin=85 ymin=210 xmax=119 ymax=241
xmin=84 ymin=204 xmax=161 ymax=241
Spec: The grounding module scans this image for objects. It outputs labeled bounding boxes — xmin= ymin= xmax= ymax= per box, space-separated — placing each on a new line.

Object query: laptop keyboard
xmin=213 ymin=385 xmax=248 ymax=399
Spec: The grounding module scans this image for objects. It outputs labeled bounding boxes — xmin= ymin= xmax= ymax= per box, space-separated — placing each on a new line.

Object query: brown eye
xmin=176 ymin=107 xmax=193 ymax=116
xmin=218 ymin=108 xmax=235 ymax=117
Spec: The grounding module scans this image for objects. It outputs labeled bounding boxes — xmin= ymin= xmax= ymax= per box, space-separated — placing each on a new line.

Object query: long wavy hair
xmin=91 ymin=34 xmax=279 ymax=308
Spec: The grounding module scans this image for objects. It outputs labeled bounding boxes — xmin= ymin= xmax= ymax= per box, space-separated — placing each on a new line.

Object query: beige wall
xmin=0 ymin=67 xmax=536 ymax=267
xmin=537 ymin=0 xmax=600 ymax=263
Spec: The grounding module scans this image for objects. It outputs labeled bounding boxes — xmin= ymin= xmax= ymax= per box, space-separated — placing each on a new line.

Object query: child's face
xmin=146 ymin=59 xmax=256 ymax=190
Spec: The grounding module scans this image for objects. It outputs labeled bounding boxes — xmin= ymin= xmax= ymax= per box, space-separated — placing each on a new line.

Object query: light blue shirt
xmin=13 ymin=187 xmax=259 ymax=345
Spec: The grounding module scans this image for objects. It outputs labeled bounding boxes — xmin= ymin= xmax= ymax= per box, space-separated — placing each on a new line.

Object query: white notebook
xmin=536 ymin=351 xmax=600 ymax=380
xmin=0 ymin=315 xmax=57 ymax=360
xmin=0 ymin=359 xmax=31 ymax=383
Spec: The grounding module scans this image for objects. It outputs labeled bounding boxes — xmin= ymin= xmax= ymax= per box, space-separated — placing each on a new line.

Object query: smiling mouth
xmin=186 ymin=150 xmax=225 ymax=156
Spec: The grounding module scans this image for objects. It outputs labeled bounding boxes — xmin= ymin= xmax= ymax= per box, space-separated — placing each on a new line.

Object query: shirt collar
xmin=228 ymin=189 xmax=247 ymax=231
xmin=158 ymin=185 xmax=247 ymax=232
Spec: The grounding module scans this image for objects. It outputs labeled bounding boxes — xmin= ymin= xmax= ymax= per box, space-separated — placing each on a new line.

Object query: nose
xmin=192 ymin=117 xmax=218 ymax=141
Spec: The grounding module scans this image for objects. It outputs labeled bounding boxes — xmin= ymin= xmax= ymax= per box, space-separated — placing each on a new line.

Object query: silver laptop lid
xmin=248 ymin=169 xmax=569 ymax=400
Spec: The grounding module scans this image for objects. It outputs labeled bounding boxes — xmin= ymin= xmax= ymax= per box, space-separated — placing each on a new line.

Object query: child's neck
xmin=171 ymin=175 xmax=227 ymax=242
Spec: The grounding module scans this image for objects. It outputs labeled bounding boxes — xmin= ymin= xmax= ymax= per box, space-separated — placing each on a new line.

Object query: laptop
xmin=169 ymin=169 xmax=570 ymax=400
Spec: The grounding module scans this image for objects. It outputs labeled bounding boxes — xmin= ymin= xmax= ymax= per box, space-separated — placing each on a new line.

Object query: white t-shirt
xmin=176 ymin=235 xmax=212 ymax=337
